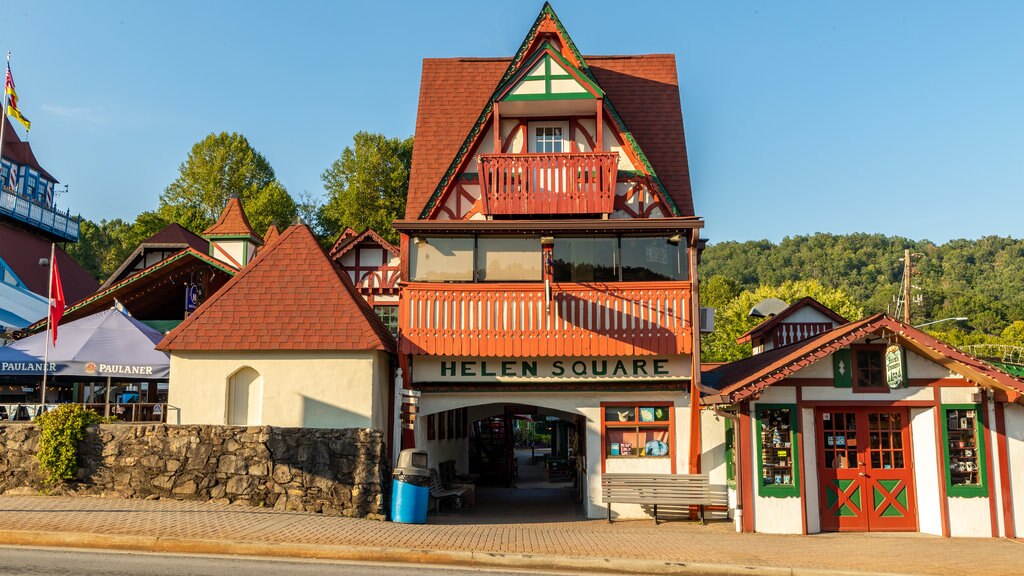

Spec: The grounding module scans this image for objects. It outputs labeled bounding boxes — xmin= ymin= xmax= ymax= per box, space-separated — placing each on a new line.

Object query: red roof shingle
xmin=262 ymin=224 xmax=280 ymax=245
xmin=157 ymin=224 xmax=394 ymax=353
xmin=406 ymin=54 xmax=694 ymax=219
xmin=202 ymin=197 xmax=260 ymax=242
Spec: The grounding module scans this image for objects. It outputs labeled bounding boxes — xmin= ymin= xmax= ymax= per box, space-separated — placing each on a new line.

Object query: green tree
xmin=158 ymin=132 xmax=296 ymax=234
xmin=701 ymin=280 xmax=864 ymax=363
xmin=319 ymin=132 xmax=413 ymax=243
xmin=67 ymin=212 xmax=170 ymax=281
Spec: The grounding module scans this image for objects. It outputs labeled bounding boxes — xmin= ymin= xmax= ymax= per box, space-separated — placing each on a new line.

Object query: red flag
xmin=49 ymin=255 xmax=65 ymax=345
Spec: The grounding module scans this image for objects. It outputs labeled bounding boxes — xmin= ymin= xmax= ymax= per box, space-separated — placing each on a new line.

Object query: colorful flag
xmin=49 ymin=252 xmax=65 ymax=345
xmin=5 ymin=165 xmax=17 ymax=193
xmin=5 ymin=64 xmax=30 ymax=132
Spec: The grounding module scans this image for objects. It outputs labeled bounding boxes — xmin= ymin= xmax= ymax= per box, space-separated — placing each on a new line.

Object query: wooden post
xmin=493 ymin=101 xmax=501 ymax=153
xmin=595 ymin=99 xmax=604 ymax=151
xmin=903 ymin=249 xmax=912 ymax=323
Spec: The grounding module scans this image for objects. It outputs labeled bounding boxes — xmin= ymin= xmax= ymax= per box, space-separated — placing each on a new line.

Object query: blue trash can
xmin=391 ymin=449 xmax=430 ymax=524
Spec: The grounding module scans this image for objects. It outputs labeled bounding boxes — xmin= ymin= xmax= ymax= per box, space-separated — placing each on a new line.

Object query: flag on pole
xmin=5 ymin=165 xmax=16 ymax=192
xmin=49 ymin=253 xmax=65 ymax=345
xmin=5 ymin=63 xmax=30 ymax=132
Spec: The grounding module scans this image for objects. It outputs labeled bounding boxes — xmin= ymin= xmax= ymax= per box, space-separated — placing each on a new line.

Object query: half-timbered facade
xmin=396 ymin=3 xmax=703 ymax=519
xmin=330 ymin=227 xmax=402 ymax=337
xmin=702 ymin=308 xmax=1024 ymax=537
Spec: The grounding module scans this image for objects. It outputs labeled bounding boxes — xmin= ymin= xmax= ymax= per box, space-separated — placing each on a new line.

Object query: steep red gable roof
xmin=202 ymin=197 xmax=260 ymax=242
xmin=406 ymin=54 xmax=693 ymax=218
xmin=157 ymin=224 xmax=395 ymax=352
xmin=262 ymin=224 xmax=280 ymax=245
xmin=736 ymin=297 xmax=850 ymax=345
xmin=329 ymin=227 xmax=399 ymax=260
xmin=142 ymin=223 xmax=208 ymax=253
xmin=0 ymin=221 xmax=98 ymax=301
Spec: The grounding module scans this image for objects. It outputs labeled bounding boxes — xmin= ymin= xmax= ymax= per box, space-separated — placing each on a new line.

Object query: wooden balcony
xmin=399 ymin=282 xmax=692 ymax=357
xmin=478 ymin=152 xmax=618 ymax=215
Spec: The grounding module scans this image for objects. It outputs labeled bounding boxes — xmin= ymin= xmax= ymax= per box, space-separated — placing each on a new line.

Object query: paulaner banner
xmin=0 ymin=361 xmax=166 ymax=379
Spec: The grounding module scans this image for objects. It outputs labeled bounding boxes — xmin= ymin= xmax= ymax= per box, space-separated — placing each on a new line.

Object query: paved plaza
xmin=0 ymin=489 xmax=1021 ymax=575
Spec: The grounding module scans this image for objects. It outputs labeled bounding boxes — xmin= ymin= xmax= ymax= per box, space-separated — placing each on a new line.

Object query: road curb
xmin=0 ymin=529 xmax=913 ymax=576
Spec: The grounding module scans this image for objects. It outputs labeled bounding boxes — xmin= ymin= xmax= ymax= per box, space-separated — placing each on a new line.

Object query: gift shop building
xmin=393 ymin=3 xmax=705 ymax=519
xmin=702 ymin=299 xmax=1024 ymax=537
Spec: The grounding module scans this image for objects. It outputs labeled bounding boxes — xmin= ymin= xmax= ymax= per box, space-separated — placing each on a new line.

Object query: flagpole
xmin=0 ymin=52 xmax=9 ymax=178
xmin=41 ymin=242 xmax=53 ymax=406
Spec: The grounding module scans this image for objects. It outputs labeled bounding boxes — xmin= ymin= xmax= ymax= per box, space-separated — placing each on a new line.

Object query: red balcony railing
xmin=399 ymin=282 xmax=692 ymax=357
xmin=478 ymin=152 xmax=618 ymax=215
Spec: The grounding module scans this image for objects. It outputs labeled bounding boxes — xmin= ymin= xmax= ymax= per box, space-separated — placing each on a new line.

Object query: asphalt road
xmin=0 ymin=546 xmax=579 ymax=576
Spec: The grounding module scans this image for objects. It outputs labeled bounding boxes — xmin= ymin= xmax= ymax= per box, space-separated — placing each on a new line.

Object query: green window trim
xmin=941 ymin=403 xmax=989 ymax=498
xmin=755 ymin=403 xmax=800 ymax=498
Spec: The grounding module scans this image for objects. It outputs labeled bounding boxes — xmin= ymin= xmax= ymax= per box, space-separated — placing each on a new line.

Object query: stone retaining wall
xmin=0 ymin=424 xmax=387 ymax=518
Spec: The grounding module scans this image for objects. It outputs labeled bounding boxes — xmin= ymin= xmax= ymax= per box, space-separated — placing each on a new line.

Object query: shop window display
xmin=756 ymin=404 xmax=799 ymax=497
xmin=602 ymin=404 xmax=671 ymax=458
xmin=942 ymin=405 xmax=987 ymax=497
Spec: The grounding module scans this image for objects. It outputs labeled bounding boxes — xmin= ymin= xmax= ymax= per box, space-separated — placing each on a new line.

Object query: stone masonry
xmin=0 ymin=424 xmax=387 ymax=518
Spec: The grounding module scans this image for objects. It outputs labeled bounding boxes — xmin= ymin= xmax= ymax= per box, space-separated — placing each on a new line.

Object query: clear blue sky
xmin=3 ymin=1 xmax=1021 ymax=244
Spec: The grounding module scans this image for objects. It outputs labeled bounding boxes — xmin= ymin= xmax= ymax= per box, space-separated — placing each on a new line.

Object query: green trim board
xmin=417 ymin=2 xmax=682 ymax=219
xmin=990 ymin=361 xmax=1024 ymax=379
xmin=499 ymin=44 xmax=601 ymax=101
xmin=755 ymin=403 xmax=801 ymax=498
xmin=941 ymin=403 xmax=989 ymax=498
xmin=725 ymin=417 xmax=736 ymax=489
xmin=832 ymin=349 xmax=852 ymax=388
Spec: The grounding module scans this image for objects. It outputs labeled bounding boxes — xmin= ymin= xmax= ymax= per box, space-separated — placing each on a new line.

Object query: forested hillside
xmin=699 ymin=234 xmax=1024 ymax=361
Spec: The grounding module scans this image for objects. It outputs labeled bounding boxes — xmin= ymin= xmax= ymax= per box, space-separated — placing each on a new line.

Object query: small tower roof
xmin=263 ymin=224 xmax=281 ymax=245
xmin=202 ymin=196 xmax=261 ymax=243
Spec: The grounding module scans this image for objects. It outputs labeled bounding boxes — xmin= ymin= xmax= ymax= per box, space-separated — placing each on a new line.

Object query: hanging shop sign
xmin=185 ymin=284 xmax=201 ymax=313
xmin=885 ymin=344 xmax=907 ymax=389
xmin=413 ymin=355 xmax=691 ymax=384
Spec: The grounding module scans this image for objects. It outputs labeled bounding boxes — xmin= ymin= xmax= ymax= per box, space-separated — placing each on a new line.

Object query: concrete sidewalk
xmin=0 ymin=494 xmax=1021 ymax=576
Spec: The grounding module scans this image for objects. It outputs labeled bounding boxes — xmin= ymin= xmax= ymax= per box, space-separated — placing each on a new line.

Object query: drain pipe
xmin=711 ymin=407 xmax=743 ymax=533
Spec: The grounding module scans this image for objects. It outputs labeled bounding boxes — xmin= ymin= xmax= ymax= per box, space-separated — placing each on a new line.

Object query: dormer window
xmin=530 ymin=122 xmax=568 ymax=153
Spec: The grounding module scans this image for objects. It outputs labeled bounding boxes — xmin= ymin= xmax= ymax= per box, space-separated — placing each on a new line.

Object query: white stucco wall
xmin=168 ymin=350 xmax=389 ymax=429
xmin=910 ymin=407 xmax=942 ymax=535
xmin=802 ymin=407 xmax=820 ymax=534
xmin=416 ymin=390 xmax=689 ymax=519
xmin=700 ymin=409 xmax=729 ymax=517
xmin=1006 ymin=403 xmax=1024 ymax=538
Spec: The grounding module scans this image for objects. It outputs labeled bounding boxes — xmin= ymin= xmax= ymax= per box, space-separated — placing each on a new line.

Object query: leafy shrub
xmin=35 ymin=404 xmax=102 ymax=486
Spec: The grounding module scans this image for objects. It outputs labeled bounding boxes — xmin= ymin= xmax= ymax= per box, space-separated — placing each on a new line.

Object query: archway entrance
xmin=418 ymin=402 xmax=585 ymax=523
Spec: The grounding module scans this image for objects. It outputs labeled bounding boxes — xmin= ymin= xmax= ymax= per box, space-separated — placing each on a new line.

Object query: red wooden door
xmin=818 ymin=408 xmax=917 ymax=532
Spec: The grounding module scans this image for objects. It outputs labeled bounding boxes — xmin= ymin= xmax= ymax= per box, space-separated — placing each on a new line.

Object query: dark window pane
xmin=552 ymin=237 xmax=617 ymax=282
xmin=619 ymin=236 xmax=689 ymax=281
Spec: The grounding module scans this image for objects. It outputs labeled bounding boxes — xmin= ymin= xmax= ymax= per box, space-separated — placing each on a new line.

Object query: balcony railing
xmin=478 ymin=152 xmax=618 ymax=215
xmin=399 ymin=282 xmax=692 ymax=357
xmin=0 ymin=188 xmax=79 ymax=241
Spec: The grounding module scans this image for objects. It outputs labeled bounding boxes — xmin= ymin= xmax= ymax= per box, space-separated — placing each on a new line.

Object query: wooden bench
xmin=428 ymin=468 xmax=468 ymax=513
xmin=601 ymin=473 xmax=711 ymax=524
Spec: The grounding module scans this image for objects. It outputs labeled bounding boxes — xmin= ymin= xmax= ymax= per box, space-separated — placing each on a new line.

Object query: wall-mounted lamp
xmin=540 ymin=236 xmax=555 ymax=247
xmin=412 ymin=236 xmax=427 ymax=246
xmin=38 ymin=258 xmax=49 ymax=267
xmin=667 ymin=234 xmax=682 ymax=246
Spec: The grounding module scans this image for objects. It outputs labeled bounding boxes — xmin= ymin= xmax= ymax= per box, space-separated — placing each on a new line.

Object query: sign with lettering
xmin=413 ymin=355 xmax=691 ymax=384
xmin=885 ymin=344 xmax=907 ymax=389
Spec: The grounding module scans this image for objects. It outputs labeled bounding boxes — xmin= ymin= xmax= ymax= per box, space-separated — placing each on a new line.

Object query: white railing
xmin=0 ymin=188 xmax=79 ymax=241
